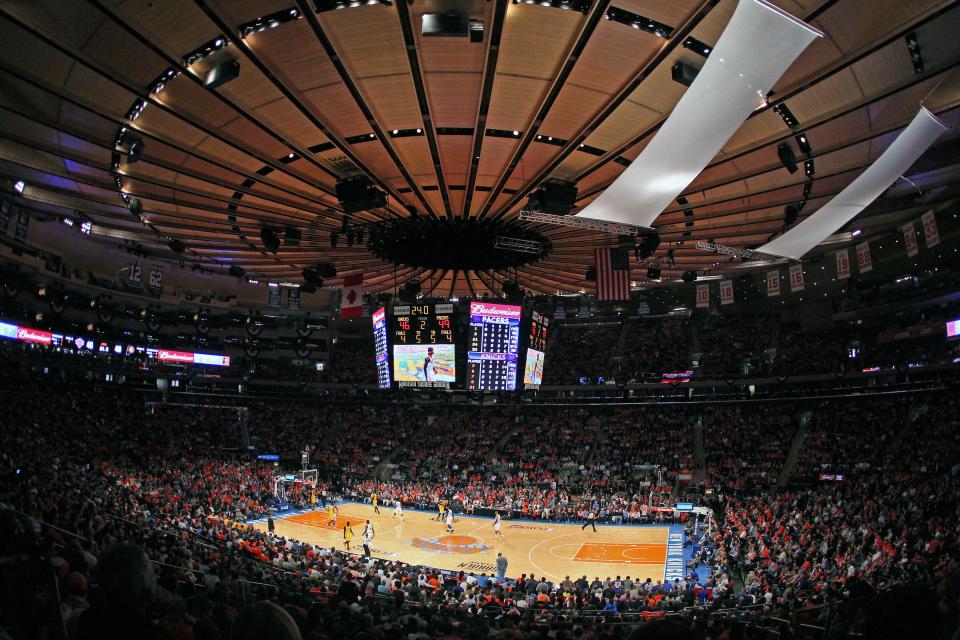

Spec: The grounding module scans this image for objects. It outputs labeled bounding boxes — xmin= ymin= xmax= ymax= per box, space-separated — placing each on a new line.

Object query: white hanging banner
xmin=789 ymin=264 xmax=805 ymax=292
xmin=902 ymin=222 xmax=919 ymax=257
xmin=719 ymin=280 xmax=734 ymax=306
xmin=758 ymin=108 xmax=948 ymax=259
xmin=766 ymin=270 xmax=781 ymax=297
xmin=696 ymin=283 xmax=710 ymax=308
xmin=835 ymin=249 xmax=851 ymax=280
xmin=576 ymin=0 xmax=821 ymax=228
xmin=856 ymin=241 xmax=872 ymax=273
xmin=921 ymin=210 xmax=940 ymax=248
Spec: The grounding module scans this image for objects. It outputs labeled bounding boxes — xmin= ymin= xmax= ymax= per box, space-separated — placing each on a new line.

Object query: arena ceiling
xmin=0 ymin=0 xmax=959 ymax=298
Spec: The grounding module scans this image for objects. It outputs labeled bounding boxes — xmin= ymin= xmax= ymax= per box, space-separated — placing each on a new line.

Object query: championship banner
xmin=835 ymin=249 xmax=850 ymax=280
xmin=719 ymin=280 xmax=734 ymax=306
xmin=789 ymin=263 xmax=805 ymax=292
xmin=696 ymin=284 xmax=709 ymax=308
xmin=902 ymin=222 xmax=918 ymax=257
xmin=856 ymin=241 xmax=872 ymax=273
xmin=766 ymin=270 xmax=780 ymax=297
xmin=340 ymin=274 xmax=363 ymax=318
xmin=921 ymin=210 xmax=940 ymax=247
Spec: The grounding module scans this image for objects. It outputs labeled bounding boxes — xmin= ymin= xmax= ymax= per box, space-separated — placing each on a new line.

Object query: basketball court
xmin=251 ymin=502 xmax=687 ymax=583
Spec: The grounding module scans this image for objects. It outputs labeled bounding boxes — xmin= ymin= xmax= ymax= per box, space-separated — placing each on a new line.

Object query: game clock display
xmin=467 ymin=301 xmax=521 ymax=391
xmin=391 ymin=303 xmax=455 ymax=346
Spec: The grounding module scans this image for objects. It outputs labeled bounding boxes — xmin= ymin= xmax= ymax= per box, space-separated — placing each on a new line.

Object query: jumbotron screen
xmin=523 ymin=310 xmax=549 ymax=388
xmin=947 ymin=318 xmax=960 ymax=340
xmin=393 ymin=343 xmax=456 ymax=383
xmin=371 ymin=307 xmax=391 ymax=389
xmin=467 ymin=301 xmax=521 ymax=391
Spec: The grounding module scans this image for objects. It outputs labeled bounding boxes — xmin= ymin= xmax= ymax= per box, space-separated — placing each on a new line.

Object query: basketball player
xmin=343 ymin=522 xmax=354 ymax=551
xmin=394 ymin=500 xmax=404 ymax=522
xmin=437 ymin=499 xmax=446 ymax=522
xmin=362 ymin=520 xmax=374 ymax=557
xmin=327 ymin=504 xmax=338 ymax=528
xmin=445 ymin=509 xmax=455 ymax=534
xmin=423 ymin=347 xmax=434 ymax=381
xmin=493 ymin=511 xmax=505 ymax=542
xmin=371 ymin=492 xmax=380 ymax=514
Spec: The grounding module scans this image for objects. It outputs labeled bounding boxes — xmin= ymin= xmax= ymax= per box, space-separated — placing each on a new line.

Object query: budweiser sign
xmin=17 ymin=327 xmax=52 ymax=344
xmin=469 ymin=301 xmax=522 ymax=318
xmin=157 ymin=349 xmax=195 ymax=363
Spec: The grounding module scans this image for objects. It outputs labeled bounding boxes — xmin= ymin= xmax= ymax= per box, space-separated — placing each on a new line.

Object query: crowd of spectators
xmin=696 ymin=316 xmax=776 ymax=377
xmin=618 ymin=318 xmax=691 ymax=378
xmin=326 ymin=335 xmax=377 ymax=384
xmin=702 ymin=405 xmax=795 ymax=492
xmin=2 ymin=384 xmax=958 ymax=639
xmin=542 ymin=323 xmax=620 ymax=384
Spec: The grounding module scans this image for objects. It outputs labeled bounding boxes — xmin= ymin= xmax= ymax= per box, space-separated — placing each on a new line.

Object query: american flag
xmin=594 ymin=248 xmax=631 ymax=301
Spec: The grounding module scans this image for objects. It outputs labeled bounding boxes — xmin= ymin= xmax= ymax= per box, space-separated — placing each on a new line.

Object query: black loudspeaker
xmin=535 ymin=180 xmax=578 ymax=215
xmin=260 ymin=227 xmax=280 ymax=253
xmin=637 ymin=233 xmax=661 ymax=259
xmin=335 ymin=176 xmax=387 ymax=213
xmin=671 ymin=61 xmax=700 ymax=87
xmin=316 ymin=262 xmax=337 ymax=278
xmin=777 ymin=142 xmax=798 ymax=173
xmin=682 ymin=270 xmax=697 ymax=283
xmin=422 ymin=13 xmax=469 ymax=37
xmin=168 ymin=239 xmax=186 ymax=254
xmin=204 ymin=58 xmax=240 ymax=89
xmin=129 ymin=198 xmax=142 ymax=217
xmin=285 ymin=227 xmax=301 ymax=247
xmin=302 ymin=267 xmax=321 ymax=286
xmin=647 ymin=267 xmax=661 ymax=280
xmin=585 ymin=267 xmax=597 ymax=282
xmin=229 ymin=266 xmax=246 ymax=277
xmin=784 ymin=203 xmax=800 ymax=227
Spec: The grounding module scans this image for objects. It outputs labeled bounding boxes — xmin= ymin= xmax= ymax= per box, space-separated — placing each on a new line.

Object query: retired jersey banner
xmin=719 ymin=280 xmax=734 ymax=306
xmin=902 ymin=222 xmax=918 ymax=257
xmin=340 ymin=274 xmax=363 ymax=318
xmin=696 ymin=284 xmax=710 ymax=308
xmin=921 ymin=210 xmax=940 ymax=247
xmin=789 ymin=264 xmax=805 ymax=292
xmin=766 ymin=270 xmax=781 ymax=297
xmin=835 ymin=249 xmax=851 ymax=280
xmin=856 ymin=241 xmax=872 ymax=273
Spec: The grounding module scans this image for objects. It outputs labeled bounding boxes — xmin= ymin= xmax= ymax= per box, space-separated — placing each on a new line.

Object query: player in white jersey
xmin=493 ymin=511 xmax=505 ymax=542
xmin=394 ymin=500 xmax=404 ymax=521
xmin=445 ymin=509 xmax=455 ymax=534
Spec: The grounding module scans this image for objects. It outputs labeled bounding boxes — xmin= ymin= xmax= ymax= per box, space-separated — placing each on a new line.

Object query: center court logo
xmin=411 ymin=535 xmax=490 ymax=554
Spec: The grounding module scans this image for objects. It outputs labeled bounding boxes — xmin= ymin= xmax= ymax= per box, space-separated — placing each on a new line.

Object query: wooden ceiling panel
xmin=424 ymin=72 xmax=482 ymax=128
xmin=389 ymin=138 xmax=438 ymax=178
xmin=249 ymin=21 xmax=344 ymax=92
xmin=319 ymin=7 xmax=408 ymax=78
xmin=436 ymin=136 xmax=472 ymax=184
xmin=475 ymin=137 xmax=520 ymax=187
xmin=578 ymin=99 xmax=659 ymax=158
xmin=299 ymin=86 xmax=370 ymax=138
xmin=113 ymin=0 xmax=223 ymax=58
xmin=497 ymin=4 xmax=584 ymax=80
xmin=357 ymin=74 xmax=423 ymax=128
xmin=816 ymin=0 xmax=942 ymax=56
xmin=539 ymin=83 xmax=613 ymax=140
xmin=783 ymin=68 xmax=865 ymax=128
xmin=485 ymin=76 xmax=550 ymax=131
xmin=847 ymin=43 xmax=916 ymax=99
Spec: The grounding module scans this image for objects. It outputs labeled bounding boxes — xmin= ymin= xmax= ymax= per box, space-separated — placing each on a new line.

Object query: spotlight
xmin=13 ymin=179 xmax=25 ymax=195
xmin=795 ymin=133 xmax=811 ymax=155
xmin=804 ymin=159 xmax=815 ymax=177
xmin=129 ymin=197 xmax=142 ymax=217
xmin=127 ymin=139 xmax=145 ymax=163
xmin=777 ymin=142 xmax=798 ymax=174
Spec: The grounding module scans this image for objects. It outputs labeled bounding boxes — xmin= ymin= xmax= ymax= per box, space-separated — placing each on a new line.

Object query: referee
xmin=581 ymin=509 xmax=597 ymax=532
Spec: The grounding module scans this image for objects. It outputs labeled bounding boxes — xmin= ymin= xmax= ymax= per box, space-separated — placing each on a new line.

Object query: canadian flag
xmin=340 ymin=274 xmax=363 ymax=318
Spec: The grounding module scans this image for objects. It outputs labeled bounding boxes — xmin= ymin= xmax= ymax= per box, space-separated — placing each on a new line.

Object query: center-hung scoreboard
xmin=369 ymin=301 xmax=549 ymax=390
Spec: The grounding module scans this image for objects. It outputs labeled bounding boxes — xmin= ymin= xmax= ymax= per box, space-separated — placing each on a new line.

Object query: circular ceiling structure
xmin=0 ymin=0 xmax=957 ymax=299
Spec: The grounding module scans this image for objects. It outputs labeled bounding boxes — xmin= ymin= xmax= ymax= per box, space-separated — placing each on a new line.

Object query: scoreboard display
xmin=371 ymin=307 xmax=391 ymax=389
xmin=391 ymin=303 xmax=454 ymax=345
xmin=523 ymin=310 xmax=549 ymax=387
xmin=391 ymin=303 xmax=456 ymax=386
xmin=467 ymin=301 xmax=521 ymax=391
